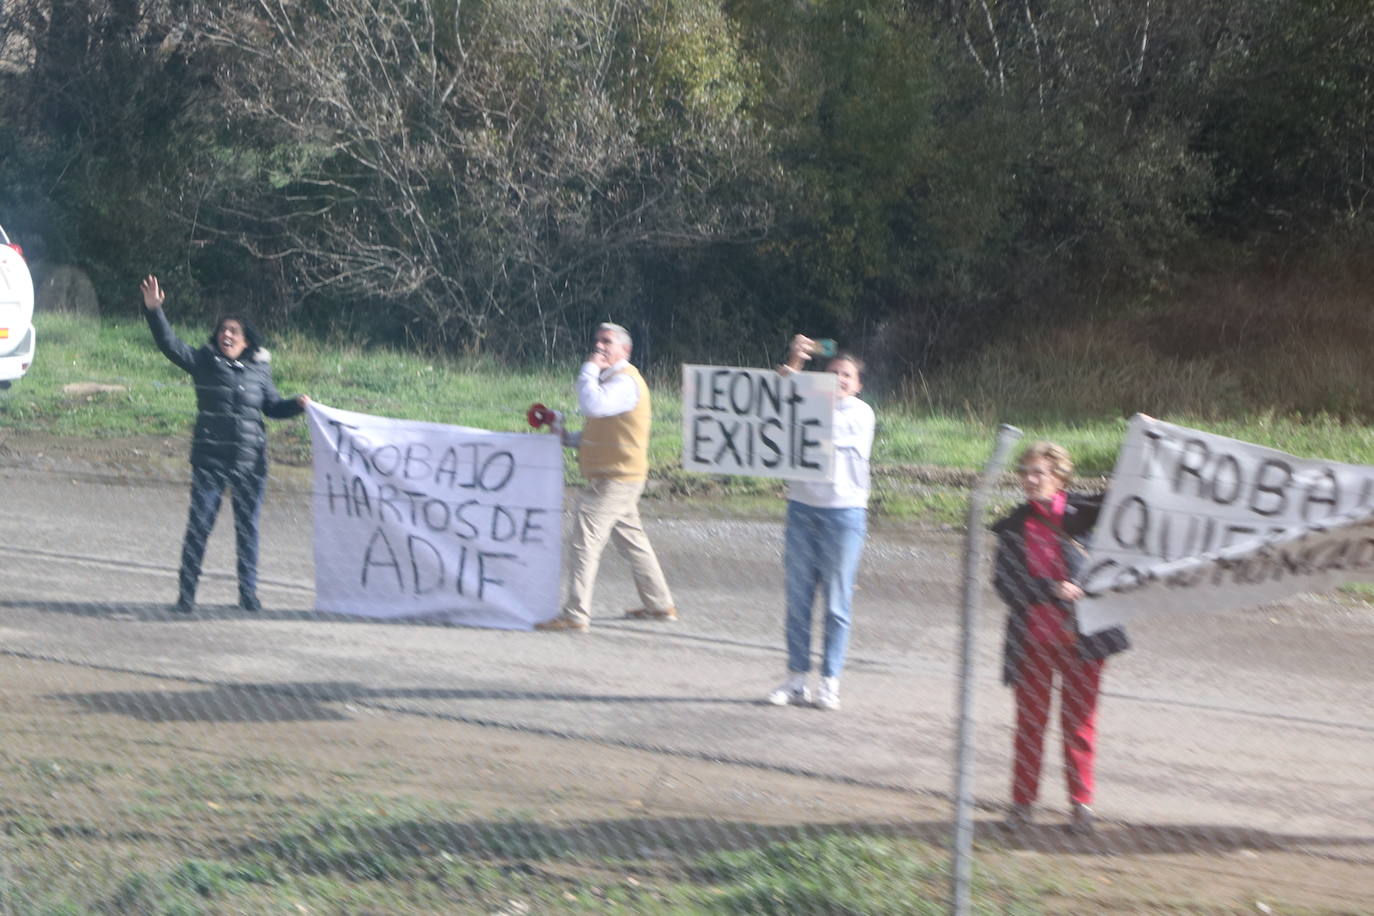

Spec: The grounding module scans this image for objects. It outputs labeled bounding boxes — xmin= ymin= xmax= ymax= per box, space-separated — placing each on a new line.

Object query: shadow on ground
xmin=47 ymin=679 xmax=761 ymax=725
xmin=219 ymin=813 xmax=1374 ymax=866
xmin=0 ymin=599 xmax=436 ymax=625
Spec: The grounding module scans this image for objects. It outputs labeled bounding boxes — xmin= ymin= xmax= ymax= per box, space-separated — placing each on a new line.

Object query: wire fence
xmin=0 ymin=429 xmax=1372 ymax=914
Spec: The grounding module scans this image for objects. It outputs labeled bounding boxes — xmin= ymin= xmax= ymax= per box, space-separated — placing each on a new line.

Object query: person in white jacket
xmin=535 ymin=322 xmax=676 ymax=632
xmin=766 ymin=335 xmax=875 ymax=711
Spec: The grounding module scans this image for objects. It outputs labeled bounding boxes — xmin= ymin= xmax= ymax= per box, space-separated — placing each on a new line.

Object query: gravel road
xmin=2 ymin=443 xmax=1371 ymax=857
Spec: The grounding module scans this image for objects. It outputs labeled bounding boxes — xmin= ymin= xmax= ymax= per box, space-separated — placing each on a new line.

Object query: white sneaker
xmin=815 ymin=677 xmax=841 ymax=711
xmin=766 ymin=674 xmax=810 ymax=707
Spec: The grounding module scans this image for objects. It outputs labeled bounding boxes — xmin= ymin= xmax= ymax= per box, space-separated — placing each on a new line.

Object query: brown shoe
xmin=624 ymin=606 xmax=677 ymax=621
xmin=534 ymin=615 xmax=590 ymax=632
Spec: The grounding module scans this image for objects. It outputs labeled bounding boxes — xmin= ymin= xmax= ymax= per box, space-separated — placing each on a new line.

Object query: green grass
xmin=689 ymin=834 xmax=1047 ymax=915
xmin=11 ymin=312 xmax=1374 ymax=520
xmin=0 ymin=737 xmax=1075 ymax=914
xmin=1 ymin=793 xmax=1062 ymax=915
xmin=18 ymin=799 xmax=1328 ymax=915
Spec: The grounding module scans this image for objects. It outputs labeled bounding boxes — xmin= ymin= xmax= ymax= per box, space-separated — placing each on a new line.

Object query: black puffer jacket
xmin=991 ymin=492 xmax=1130 ymax=686
xmin=146 ymin=307 xmax=304 ymax=477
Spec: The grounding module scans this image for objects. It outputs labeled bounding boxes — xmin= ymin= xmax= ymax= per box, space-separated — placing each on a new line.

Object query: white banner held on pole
xmin=681 ymin=364 xmax=836 ymax=481
xmin=1078 ymin=415 xmax=1374 ymax=634
xmin=307 ymin=402 xmax=563 ymax=629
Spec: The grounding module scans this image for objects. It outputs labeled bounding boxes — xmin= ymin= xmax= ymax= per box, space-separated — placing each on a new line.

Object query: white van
xmin=0 ymin=224 xmax=35 ymax=388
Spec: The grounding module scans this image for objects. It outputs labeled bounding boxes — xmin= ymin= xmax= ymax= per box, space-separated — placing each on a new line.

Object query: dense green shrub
xmin=1 ymin=0 xmax=1370 ymax=375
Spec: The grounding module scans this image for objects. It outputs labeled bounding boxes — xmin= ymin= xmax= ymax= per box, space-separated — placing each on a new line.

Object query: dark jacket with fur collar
xmin=146 ymin=307 xmax=303 ymax=477
xmin=991 ymin=492 xmax=1130 ymax=686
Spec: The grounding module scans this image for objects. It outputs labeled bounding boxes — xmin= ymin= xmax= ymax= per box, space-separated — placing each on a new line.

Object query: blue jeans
xmin=783 ymin=501 xmax=868 ymax=678
xmin=178 ymin=465 xmax=265 ymax=604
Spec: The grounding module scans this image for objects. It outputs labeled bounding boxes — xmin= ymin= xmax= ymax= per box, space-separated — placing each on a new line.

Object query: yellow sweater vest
xmin=579 ymin=365 xmax=651 ymax=481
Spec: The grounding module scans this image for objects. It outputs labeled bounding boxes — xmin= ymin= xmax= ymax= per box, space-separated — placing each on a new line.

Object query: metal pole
xmin=950 ymin=423 xmax=1022 ymax=916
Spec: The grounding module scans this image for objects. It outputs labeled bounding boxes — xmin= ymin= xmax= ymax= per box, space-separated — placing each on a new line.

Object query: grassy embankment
xmin=5 ymin=767 xmax=1346 ymax=914
xmin=2 ymin=782 xmax=1056 ymax=914
xmin=7 ymin=286 xmax=1374 ymax=524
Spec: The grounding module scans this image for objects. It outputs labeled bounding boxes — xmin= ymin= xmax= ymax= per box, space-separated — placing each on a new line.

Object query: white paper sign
xmin=1077 ymin=415 xmax=1374 ymax=634
xmin=307 ymin=402 xmax=563 ymax=629
xmin=681 ymin=364 xmax=835 ymax=481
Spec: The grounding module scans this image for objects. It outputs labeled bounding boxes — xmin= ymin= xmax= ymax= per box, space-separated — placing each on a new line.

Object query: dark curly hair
xmin=209 ymin=314 xmax=263 ymax=360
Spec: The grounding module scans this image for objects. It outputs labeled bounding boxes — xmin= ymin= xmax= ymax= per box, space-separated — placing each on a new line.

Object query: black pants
xmin=178 ymin=465 xmax=265 ymax=604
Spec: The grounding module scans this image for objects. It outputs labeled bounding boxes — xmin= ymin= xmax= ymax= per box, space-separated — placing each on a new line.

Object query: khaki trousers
xmin=563 ymin=477 xmax=674 ymax=623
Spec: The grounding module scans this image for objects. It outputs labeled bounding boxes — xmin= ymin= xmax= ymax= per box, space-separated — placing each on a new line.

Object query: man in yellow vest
xmin=536 ymin=323 xmax=677 ymax=632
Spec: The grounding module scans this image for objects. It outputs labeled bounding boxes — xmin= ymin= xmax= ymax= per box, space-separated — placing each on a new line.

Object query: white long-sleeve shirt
xmin=786 ymin=395 xmax=875 ymax=509
xmin=565 ymin=359 xmax=640 ymax=448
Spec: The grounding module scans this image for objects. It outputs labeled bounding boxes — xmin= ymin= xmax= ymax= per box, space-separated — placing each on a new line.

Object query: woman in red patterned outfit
xmin=991 ymin=441 xmax=1130 ymax=834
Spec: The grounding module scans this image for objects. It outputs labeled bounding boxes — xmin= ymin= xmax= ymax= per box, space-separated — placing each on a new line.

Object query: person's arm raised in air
xmin=777 ymin=334 xmax=814 ymax=375
xmin=141 ymin=275 xmax=196 ymax=373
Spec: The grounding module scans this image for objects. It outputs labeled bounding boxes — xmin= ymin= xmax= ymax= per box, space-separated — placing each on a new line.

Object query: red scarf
xmin=1024 ymin=490 xmax=1074 ymax=644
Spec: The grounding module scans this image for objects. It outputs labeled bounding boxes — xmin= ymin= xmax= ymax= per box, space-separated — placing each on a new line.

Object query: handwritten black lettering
xmin=728 ymin=371 xmax=754 ymax=415
xmin=407 ymin=534 xmax=444 ymax=594
xmin=796 ymin=418 xmax=822 ymax=470
xmin=1302 ymin=469 xmax=1340 ymax=522
xmin=371 ymin=444 xmax=402 ymax=477
xmin=690 ymin=414 xmax=714 ymax=465
xmin=519 ymin=509 xmax=548 ymax=545
xmin=361 ymin=527 xmax=403 ymax=589
xmin=477 ymin=551 xmax=518 ymax=600
xmin=1210 ymin=453 xmax=1243 ymax=504
xmin=325 ymin=473 xmax=351 ymax=516
xmin=1111 ymin=496 xmax=1150 ymax=552
xmin=1249 ymin=458 xmax=1293 ymax=517
xmin=709 ymin=369 xmax=730 ymax=411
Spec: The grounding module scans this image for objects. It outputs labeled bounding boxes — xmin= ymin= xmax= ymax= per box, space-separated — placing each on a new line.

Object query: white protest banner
xmin=1077 ymin=415 xmax=1374 ymax=634
xmin=307 ymin=402 xmax=563 ymax=629
xmin=681 ymin=364 xmax=836 ymax=481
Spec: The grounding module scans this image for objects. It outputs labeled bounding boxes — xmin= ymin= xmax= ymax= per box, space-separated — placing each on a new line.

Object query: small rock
xmin=62 ymin=383 xmax=127 ymax=397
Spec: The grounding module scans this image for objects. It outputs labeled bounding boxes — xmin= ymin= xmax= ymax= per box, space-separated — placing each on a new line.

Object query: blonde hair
xmin=831 ymin=351 xmax=865 ymax=378
xmin=1017 ymin=440 xmax=1073 ymax=483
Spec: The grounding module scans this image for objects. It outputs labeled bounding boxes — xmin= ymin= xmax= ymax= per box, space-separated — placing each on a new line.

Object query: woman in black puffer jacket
xmin=142 ymin=275 xmax=310 ymax=613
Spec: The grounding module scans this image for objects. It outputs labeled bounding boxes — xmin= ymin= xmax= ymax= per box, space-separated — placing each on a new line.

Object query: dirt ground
xmin=2 ymin=653 xmax=1369 ymax=914
xmin=2 ymin=428 xmax=1372 ymax=913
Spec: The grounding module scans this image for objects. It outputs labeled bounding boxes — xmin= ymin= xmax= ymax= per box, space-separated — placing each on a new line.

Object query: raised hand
xmin=783 ymin=334 xmax=815 ymax=372
xmin=140 ymin=275 xmax=165 ymax=311
xmin=588 ymin=346 xmax=613 ymax=370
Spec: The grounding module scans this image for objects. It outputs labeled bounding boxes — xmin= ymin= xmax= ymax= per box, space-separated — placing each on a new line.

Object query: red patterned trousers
xmin=1011 ymin=638 xmax=1105 ymax=806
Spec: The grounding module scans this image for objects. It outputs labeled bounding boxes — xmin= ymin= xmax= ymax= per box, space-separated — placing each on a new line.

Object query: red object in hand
xmin=527 ymin=403 xmax=556 ymax=428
